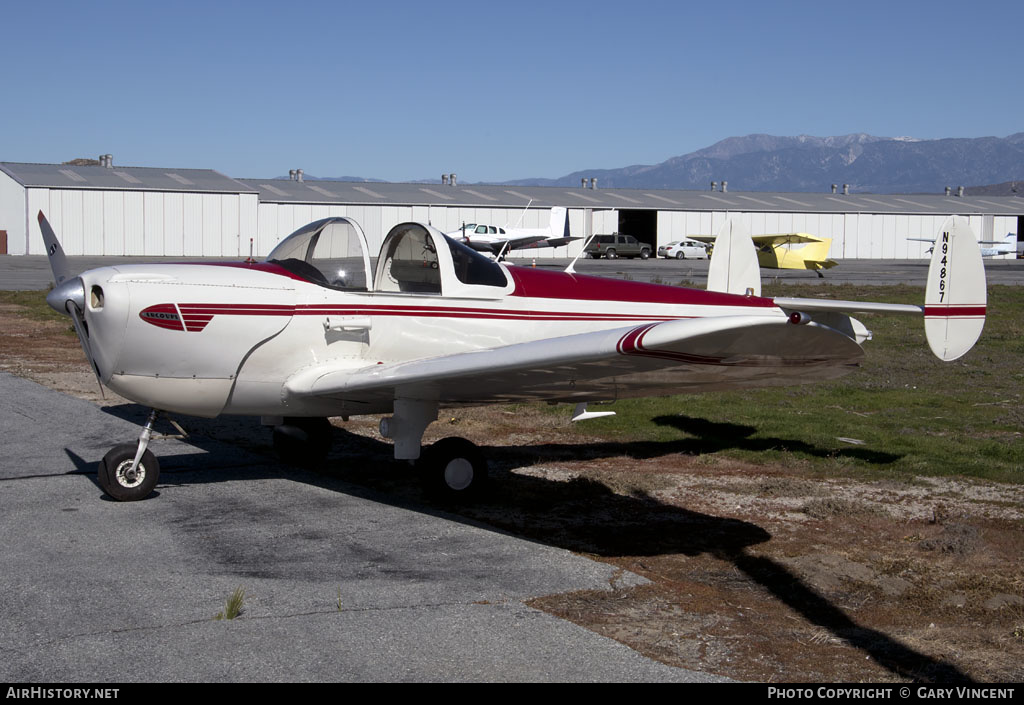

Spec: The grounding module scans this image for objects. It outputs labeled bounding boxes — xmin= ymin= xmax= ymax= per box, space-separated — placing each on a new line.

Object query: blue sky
xmin=2 ymin=0 xmax=1021 ymax=182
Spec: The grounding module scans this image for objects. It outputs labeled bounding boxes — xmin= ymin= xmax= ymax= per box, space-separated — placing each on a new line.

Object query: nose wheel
xmin=96 ymin=409 xmax=190 ymax=501
xmin=96 ymin=409 xmax=183 ymax=501
xmin=98 ymin=443 xmax=160 ymax=501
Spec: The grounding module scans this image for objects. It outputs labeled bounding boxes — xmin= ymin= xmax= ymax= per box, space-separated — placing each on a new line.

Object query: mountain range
xmin=294 ymin=132 xmax=1024 ymax=195
xmin=499 ymin=133 xmax=1024 ymax=194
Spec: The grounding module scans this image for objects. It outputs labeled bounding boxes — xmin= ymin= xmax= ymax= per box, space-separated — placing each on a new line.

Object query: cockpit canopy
xmin=266 ymin=217 xmax=372 ymax=290
xmin=374 ymin=222 xmax=509 ymax=294
xmin=267 ymin=219 xmax=510 ymax=297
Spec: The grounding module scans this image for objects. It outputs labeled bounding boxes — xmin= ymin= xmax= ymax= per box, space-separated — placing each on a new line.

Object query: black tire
xmin=675 ymin=251 xmax=685 ymax=260
xmin=640 ymin=249 xmax=650 ymax=260
xmin=98 ymin=443 xmax=160 ymax=501
xmin=421 ymin=437 xmax=488 ymax=499
xmin=605 ymin=248 xmax=617 ymax=259
xmin=273 ymin=417 xmax=332 ymax=466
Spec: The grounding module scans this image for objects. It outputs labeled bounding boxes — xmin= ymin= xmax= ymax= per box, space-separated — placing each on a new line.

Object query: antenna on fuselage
xmin=508 ymin=199 xmax=532 ymax=230
xmin=564 ymin=232 xmax=597 ymax=274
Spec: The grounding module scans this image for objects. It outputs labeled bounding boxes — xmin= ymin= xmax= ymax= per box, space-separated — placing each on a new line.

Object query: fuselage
xmin=61 ymin=217 xmax=870 ymax=420
xmin=73 ymin=260 xmax=797 ymax=418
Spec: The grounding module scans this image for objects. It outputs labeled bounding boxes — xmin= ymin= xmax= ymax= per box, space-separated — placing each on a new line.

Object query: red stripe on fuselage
xmin=154 ymin=302 xmax=705 ymax=325
xmin=507 ymin=265 xmax=775 ymax=308
xmin=190 ymin=261 xmax=312 ymax=282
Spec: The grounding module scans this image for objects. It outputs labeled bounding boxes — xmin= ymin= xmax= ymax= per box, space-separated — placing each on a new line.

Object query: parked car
xmin=584 ymin=233 xmax=652 ymax=259
xmin=658 ymin=239 xmax=709 ymax=260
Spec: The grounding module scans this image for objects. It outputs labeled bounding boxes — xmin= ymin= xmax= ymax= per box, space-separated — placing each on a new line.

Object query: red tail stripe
xmin=924 ymin=306 xmax=987 ymax=317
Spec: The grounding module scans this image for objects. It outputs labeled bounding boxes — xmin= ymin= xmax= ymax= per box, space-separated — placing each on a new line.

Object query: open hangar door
xmin=617 ymin=210 xmax=658 ymax=249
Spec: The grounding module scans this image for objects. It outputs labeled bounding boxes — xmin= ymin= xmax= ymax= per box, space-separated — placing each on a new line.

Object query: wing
xmin=541 ymin=236 xmax=582 ymax=248
xmin=283 ymin=315 xmax=864 ymax=408
xmin=691 ymin=233 xmax=823 ymax=246
xmin=750 ymin=233 xmax=823 ymax=246
xmin=503 ymin=235 xmax=572 ymax=251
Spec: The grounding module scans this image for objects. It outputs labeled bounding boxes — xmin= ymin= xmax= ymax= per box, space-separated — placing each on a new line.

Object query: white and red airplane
xmin=40 ymin=211 xmax=986 ymax=502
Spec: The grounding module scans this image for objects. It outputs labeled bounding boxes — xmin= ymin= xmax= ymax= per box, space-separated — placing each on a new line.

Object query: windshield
xmin=266 ymin=218 xmax=371 ymax=290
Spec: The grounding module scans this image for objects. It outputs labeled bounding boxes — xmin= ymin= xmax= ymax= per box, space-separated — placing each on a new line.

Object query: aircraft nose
xmin=46 ymin=276 xmax=85 ymax=315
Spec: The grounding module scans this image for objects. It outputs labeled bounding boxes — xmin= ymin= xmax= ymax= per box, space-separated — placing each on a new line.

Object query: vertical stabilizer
xmin=549 ymin=206 xmax=569 ymax=239
xmin=924 ymin=216 xmax=986 ymax=361
xmin=707 ymin=218 xmax=761 ymax=296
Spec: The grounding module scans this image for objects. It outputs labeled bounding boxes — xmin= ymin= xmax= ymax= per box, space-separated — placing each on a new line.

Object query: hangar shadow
xmin=88 ymin=403 xmax=965 ymax=683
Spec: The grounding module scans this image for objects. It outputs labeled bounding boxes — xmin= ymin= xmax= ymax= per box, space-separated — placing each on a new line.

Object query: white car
xmin=658 ymin=239 xmax=708 ymax=259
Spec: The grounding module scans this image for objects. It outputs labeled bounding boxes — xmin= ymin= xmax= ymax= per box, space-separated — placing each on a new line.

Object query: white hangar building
xmin=1 ymin=160 xmax=1021 ymax=259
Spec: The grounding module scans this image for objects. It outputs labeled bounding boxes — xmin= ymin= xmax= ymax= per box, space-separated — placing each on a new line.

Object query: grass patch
xmin=214 ymin=587 xmax=245 ymax=620
xmin=563 ymin=284 xmax=1024 ymax=483
xmin=0 ymin=290 xmax=68 ymax=326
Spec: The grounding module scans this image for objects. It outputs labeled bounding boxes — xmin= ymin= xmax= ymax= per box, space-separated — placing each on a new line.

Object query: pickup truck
xmin=584 ymin=233 xmax=652 ymax=259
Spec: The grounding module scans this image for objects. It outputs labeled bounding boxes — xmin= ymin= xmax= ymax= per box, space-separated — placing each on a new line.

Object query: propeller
xmin=39 ymin=212 xmax=105 ymax=398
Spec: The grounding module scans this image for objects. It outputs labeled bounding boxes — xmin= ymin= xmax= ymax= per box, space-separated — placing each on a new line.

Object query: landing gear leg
xmin=378 ymin=398 xmax=438 ymax=461
xmin=97 ymin=409 xmax=163 ymax=501
xmin=379 ymin=400 xmax=489 ymax=499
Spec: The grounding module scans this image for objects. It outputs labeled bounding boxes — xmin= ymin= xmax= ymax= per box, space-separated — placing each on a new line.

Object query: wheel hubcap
xmin=114 ymin=460 xmax=145 ymax=488
xmin=443 ymin=458 xmax=474 ymax=491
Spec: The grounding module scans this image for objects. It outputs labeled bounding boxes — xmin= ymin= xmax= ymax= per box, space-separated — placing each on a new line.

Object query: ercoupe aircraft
xmin=445 ymin=206 xmax=576 ymax=257
xmin=40 ymin=211 xmax=986 ymax=502
xmin=692 ymin=232 xmax=838 ymax=276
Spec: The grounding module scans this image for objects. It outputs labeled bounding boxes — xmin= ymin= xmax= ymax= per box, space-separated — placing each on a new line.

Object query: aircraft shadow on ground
xmin=649 ymin=414 xmax=902 ymax=464
xmin=89 ymin=402 xmax=965 ymax=682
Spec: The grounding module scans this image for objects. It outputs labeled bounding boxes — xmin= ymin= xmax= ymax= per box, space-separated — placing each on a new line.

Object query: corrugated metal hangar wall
xmin=1 ymin=162 xmax=1019 ymax=259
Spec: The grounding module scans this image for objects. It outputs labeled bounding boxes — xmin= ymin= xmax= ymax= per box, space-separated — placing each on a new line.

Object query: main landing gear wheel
xmin=97 ymin=443 xmax=160 ymax=502
xmin=273 ymin=417 xmax=333 ymax=466
xmin=421 ymin=437 xmax=488 ymax=499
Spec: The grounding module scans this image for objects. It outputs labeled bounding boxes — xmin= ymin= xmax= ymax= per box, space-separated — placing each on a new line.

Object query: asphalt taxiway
xmin=0 ymin=372 xmax=723 ymax=682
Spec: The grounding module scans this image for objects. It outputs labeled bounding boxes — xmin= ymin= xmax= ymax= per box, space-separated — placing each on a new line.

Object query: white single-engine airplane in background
xmin=445 ymin=206 xmax=577 ymax=257
xmin=40 ymin=210 xmax=987 ymax=502
xmin=909 ymin=231 xmax=1020 ymax=258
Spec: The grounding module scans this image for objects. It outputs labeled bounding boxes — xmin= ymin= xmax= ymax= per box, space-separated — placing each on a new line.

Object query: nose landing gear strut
xmin=97 ymin=410 xmax=186 ymax=501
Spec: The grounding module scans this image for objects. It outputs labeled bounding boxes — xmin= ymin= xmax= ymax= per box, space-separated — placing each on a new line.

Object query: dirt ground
xmin=2 ymin=302 xmax=1023 ymax=683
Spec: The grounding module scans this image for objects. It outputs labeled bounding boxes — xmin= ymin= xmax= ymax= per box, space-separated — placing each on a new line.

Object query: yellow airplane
xmin=693 ymin=232 xmax=838 ymax=277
